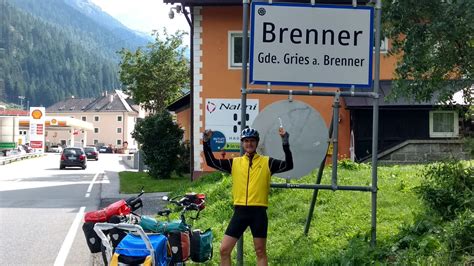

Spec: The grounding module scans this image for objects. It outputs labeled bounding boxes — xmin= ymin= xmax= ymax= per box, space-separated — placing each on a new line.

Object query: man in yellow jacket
xmin=203 ymin=127 xmax=293 ymax=266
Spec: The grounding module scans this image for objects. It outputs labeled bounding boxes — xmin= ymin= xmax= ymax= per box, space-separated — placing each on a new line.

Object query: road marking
xmin=84 ymin=172 xmax=100 ymax=197
xmin=54 ymin=206 xmax=86 ymax=266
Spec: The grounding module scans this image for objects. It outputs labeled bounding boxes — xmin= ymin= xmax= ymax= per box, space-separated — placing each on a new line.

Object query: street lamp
xmin=168 ymin=5 xmax=182 ymax=19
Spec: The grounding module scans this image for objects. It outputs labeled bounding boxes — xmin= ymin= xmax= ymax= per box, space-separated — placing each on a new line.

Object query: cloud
xmin=91 ymin=0 xmax=190 ymax=36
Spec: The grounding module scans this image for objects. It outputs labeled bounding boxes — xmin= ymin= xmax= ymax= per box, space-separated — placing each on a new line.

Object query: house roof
xmin=0 ymin=109 xmax=29 ymax=116
xmin=343 ymin=81 xmax=470 ymax=109
xmin=163 ymin=0 xmax=369 ymax=6
xmin=167 ymin=93 xmax=190 ymax=112
xmin=46 ymin=90 xmax=139 ymax=113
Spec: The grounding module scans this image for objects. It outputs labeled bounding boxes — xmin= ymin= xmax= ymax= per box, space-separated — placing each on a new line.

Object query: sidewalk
xmin=99 ymin=156 xmax=168 ymax=215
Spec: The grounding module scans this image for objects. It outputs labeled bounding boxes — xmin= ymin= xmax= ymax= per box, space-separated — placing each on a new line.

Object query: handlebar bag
xmin=126 ymin=197 xmax=143 ymax=212
xmin=190 ymin=228 xmax=213 ymax=262
xmin=168 ymin=230 xmax=191 ymax=263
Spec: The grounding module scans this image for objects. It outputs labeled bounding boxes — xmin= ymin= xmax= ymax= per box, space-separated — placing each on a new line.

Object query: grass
xmin=118 ymin=171 xmax=190 ymax=194
xmin=118 ymin=163 xmax=471 ymax=264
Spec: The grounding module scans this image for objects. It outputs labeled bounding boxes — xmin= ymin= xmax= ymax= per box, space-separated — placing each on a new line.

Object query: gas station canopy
xmin=19 ymin=116 xmax=93 ymax=131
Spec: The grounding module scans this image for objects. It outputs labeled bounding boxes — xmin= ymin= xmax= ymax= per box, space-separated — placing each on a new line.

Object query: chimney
xmin=71 ymin=95 xmax=75 ymax=99
xmin=109 ymin=94 xmax=114 ymax=103
xmin=105 ymin=91 xmax=108 ymax=96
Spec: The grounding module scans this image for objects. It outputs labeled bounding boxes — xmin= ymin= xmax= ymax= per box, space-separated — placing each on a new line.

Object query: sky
xmin=90 ymin=0 xmax=190 ymax=37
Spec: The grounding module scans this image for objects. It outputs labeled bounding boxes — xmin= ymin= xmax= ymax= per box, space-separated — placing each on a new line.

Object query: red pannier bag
xmin=84 ymin=199 xmax=131 ymax=223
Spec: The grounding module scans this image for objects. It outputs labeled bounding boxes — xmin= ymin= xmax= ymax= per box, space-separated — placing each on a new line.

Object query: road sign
xmin=250 ymin=2 xmax=374 ymax=88
xmin=205 ymin=98 xmax=259 ymax=152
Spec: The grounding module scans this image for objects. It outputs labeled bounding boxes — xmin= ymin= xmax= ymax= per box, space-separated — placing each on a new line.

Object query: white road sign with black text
xmin=250 ymin=2 xmax=374 ymax=88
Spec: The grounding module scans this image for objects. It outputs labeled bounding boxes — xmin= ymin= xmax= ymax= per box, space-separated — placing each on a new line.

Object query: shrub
xmin=175 ymin=140 xmax=190 ymax=176
xmin=444 ymin=209 xmax=474 ymax=259
xmin=132 ymin=112 xmax=184 ymax=179
xmin=416 ymin=161 xmax=473 ymax=220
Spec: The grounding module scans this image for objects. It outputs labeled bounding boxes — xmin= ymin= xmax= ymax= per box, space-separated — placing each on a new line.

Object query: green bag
xmin=140 ymin=215 xmax=188 ymax=233
xmin=190 ymin=229 xmax=213 ymax=263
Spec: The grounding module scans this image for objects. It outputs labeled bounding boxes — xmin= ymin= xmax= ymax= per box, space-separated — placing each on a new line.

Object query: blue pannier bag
xmin=114 ymin=233 xmax=169 ymax=266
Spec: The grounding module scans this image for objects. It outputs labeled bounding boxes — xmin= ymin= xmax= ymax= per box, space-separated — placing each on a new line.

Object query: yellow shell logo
xmin=32 ymin=109 xmax=43 ymax=119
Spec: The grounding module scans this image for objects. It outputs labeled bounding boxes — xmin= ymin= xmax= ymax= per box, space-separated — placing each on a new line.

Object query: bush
xmin=132 ymin=112 xmax=184 ymax=179
xmin=338 ymin=159 xmax=370 ymax=170
xmin=175 ymin=140 xmax=190 ymax=176
xmin=416 ymin=161 xmax=473 ymax=220
xmin=444 ymin=209 xmax=474 ymax=259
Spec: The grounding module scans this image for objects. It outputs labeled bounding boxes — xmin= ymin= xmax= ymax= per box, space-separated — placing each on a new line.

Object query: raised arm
xmin=269 ymin=128 xmax=293 ymax=175
xmin=203 ymin=130 xmax=233 ymax=174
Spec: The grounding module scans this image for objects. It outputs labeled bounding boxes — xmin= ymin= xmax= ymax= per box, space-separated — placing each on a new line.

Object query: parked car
xmin=60 ymin=147 xmax=87 ymax=170
xmin=49 ymin=145 xmax=63 ymax=153
xmin=98 ymin=146 xmax=113 ymax=153
xmin=84 ymin=147 xmax=99 ymax=161
xmin=22 ymin=145 xmax=33 ymax=153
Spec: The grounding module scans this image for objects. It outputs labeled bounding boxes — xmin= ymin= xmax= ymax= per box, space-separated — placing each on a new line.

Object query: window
xmin=376 ymin=37 xmax=388 ymax=53
xmin=82 ymin=116 xmax=86 ymax=121
xmin=117 ymin=128 xmax=122 ymax=134
xmin=229 ymin=32 xmax=249 ymax=68
xmin=94 ymin=128 xmax=99 ymax=134
xmin=117 ymin=139 xmax=122 ymax=145
xmin=117 ymin=116 xmax=123 ymax=122
xmin=94 ymin=116 xmax=99 ymax=122
xmin=429 ymin=111 xmax=459 ymax=138
xmin=94 ymin=139 xmax=99 ymax=145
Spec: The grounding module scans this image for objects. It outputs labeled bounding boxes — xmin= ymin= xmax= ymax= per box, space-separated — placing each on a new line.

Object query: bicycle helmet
xmin=241 ymin=127 xmax=260 ymax=142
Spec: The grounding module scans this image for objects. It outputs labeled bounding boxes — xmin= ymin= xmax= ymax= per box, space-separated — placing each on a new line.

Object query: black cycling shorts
xmin=225 ymin=206 xmax=268 ymax=239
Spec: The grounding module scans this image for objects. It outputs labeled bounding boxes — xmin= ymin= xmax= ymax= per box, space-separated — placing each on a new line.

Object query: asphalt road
xmin=0 ymin=153 xmax=126 ymax=265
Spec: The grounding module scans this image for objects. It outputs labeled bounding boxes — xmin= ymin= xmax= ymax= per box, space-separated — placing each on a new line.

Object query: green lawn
xmin=118 ymin=171 xmax=190 ymax=194
xmin=120 ymin=163 xmax=436 ymax=264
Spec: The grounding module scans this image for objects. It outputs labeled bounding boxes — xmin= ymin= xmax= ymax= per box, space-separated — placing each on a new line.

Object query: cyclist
xmin=203 ymin=127 xmax=293 ymax=266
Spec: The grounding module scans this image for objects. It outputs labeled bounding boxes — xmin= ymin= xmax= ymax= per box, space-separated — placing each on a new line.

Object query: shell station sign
xmin=250 ymin=2 xmax=374 ymax=88
xmin=29 ymin=107 xmax=45 ymax=152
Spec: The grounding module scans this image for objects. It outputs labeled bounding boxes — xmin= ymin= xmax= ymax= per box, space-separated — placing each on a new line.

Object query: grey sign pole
xmin=304 ymin=116 xmax=334 ymax=235
xmin=238 ymin=0 xmax=250 ymax=264
xmin=371 ymin=0 xmax=382 ymax=247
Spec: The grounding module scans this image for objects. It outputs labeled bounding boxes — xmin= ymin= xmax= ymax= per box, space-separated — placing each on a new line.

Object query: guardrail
xmin=0 ymin=153 xmax=43 ymax=165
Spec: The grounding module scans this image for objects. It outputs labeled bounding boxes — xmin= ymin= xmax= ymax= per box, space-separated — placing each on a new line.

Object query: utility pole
xmin=18 ymin=96 xmax=25 ymax=110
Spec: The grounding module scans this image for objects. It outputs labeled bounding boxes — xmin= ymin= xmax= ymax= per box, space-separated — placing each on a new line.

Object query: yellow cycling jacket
xmin=231 ymin=154 xmax=271 ymax=207
xmin=203 ymin=141 xmax=293 ymax=207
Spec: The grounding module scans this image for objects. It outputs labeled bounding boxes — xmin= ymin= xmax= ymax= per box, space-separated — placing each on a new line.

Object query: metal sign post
xmin=238 ymin=0 xmax=250 ymax=264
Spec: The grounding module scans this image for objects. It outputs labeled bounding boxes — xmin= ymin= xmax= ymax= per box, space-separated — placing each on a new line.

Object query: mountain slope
xmin=0 ymin=1 xmax=121 ymax=107
xmin=8 ymin=0 xmax=149 ymax=60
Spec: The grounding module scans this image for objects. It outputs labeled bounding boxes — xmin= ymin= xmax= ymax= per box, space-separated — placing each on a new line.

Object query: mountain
xmin=8 ymin=0 xmax=150 ymax=60
xmin=0 ymin=0 xmax=151 ymax=107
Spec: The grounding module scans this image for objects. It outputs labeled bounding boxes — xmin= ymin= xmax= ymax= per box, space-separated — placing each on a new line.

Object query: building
xmin=164 ymin=0 xmax=471 ymax=177
xmin=163 ymin=0 xmax=400 ymax=178
xmin=46 ymin=90 xmax=145 ymax=150
xmin=345 ymin=82 xmax=472 ymax=163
